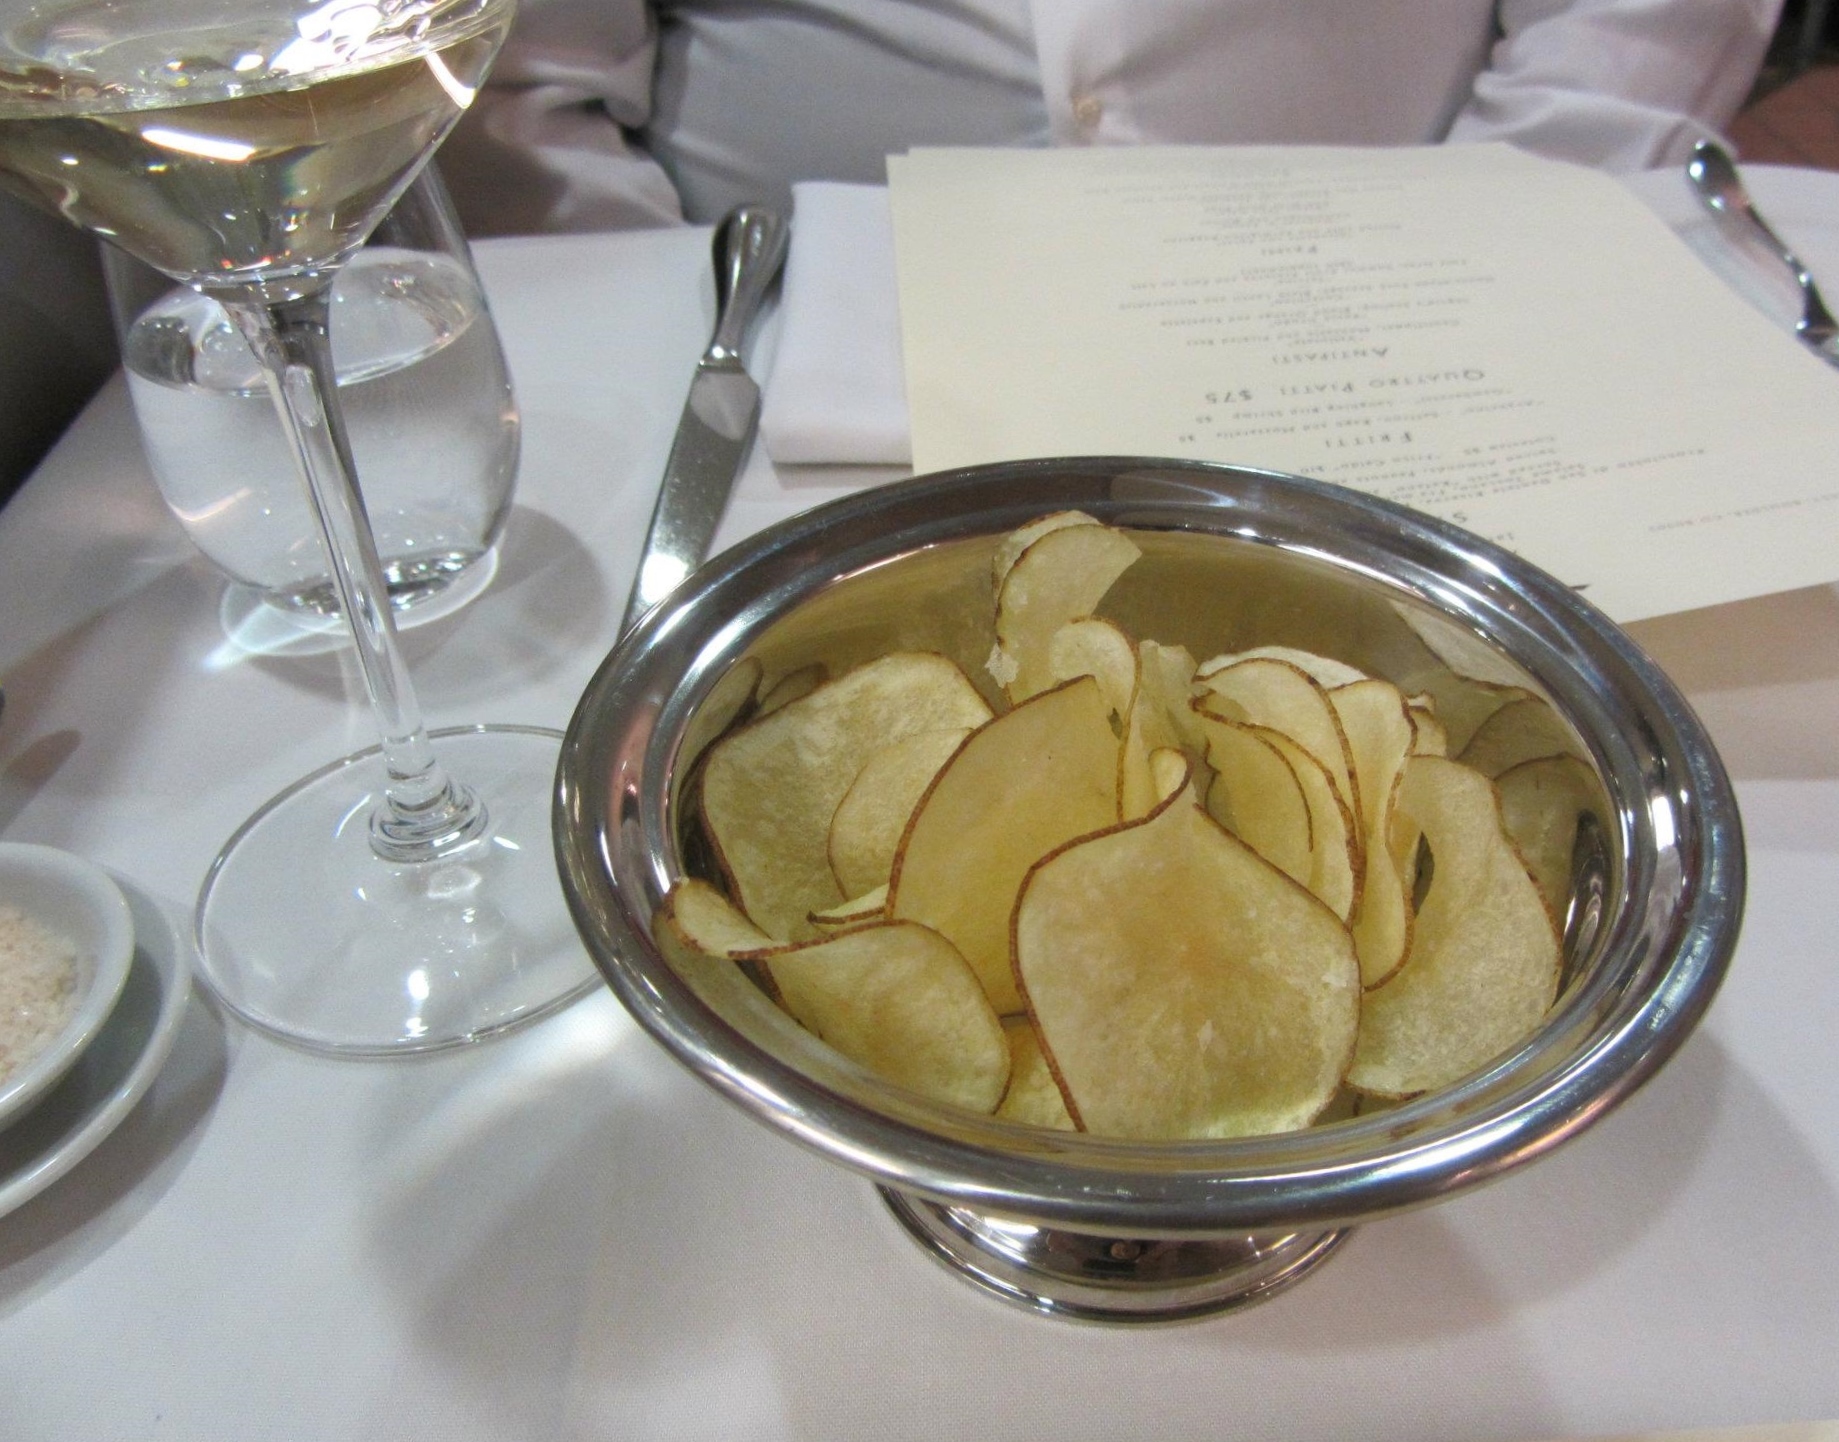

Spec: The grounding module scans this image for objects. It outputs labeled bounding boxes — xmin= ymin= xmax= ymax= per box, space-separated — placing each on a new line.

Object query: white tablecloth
xmin=0 ymin=168 xmax=1836 ymax=1442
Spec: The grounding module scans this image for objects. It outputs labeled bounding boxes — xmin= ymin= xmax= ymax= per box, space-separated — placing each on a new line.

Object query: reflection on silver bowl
xmin=554 ymin=457 xmax=1744 ymax=1324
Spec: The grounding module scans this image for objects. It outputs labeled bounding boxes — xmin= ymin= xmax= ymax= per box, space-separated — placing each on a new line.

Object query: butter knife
xmin=1686 ymin=139 xmax=1839 ymax=369
xmin=621 ymin=204 xmax=791 ymax=635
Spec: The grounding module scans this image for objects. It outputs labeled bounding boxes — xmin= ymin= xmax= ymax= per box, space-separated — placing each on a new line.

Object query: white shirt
xmin=440 ymin=0 xmax=1782 ymax=234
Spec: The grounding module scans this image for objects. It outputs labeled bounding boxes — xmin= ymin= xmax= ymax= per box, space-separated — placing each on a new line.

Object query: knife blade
xmin=620 ymin=203 xmax=791 ymax=636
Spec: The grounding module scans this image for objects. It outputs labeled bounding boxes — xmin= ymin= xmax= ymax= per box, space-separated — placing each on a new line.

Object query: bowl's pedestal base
xmin=881 ymin=1188 xmax=1351 ymax=1323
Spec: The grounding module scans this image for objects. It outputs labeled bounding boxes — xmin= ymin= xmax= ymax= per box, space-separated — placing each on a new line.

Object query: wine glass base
xmin=195 ymin=724 xmax=602 ymax=1058
xmin=880 ymin=1188 xmax=1352 ymax=1323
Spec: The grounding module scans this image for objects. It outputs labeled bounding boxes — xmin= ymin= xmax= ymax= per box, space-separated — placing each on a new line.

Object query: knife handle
xmin=706 ymin=205 xmax=791 ymax=368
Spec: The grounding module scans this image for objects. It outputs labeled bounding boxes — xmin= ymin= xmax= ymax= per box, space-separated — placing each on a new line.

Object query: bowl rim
xmin=0 ymin=841 xmax=137 ymax=1128
xmin=555 ymin=456 xmax=1746 ymax=1236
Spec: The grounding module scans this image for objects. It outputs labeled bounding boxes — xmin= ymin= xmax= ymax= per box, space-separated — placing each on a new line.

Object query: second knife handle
xmin=707 ymin=204 xmax=791 ymax=368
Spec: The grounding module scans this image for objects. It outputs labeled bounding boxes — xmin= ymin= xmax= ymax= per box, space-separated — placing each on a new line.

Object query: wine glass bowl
xmin=0 ymin=0 xmax=510 ymax=295
xmin=554 ymin=456 xmax=1744 ymax=1322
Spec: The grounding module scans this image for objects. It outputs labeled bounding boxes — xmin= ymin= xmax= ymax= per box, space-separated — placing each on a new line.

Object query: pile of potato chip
xmin=655 ymin=512 xmax=1592 ymax=1140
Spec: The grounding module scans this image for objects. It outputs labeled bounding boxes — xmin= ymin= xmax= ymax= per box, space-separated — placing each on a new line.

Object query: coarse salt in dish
xmin=0 ymin=843 xmax=135 ymax=1129
xmin=0 ymin=905 xmax=80 ymax=1082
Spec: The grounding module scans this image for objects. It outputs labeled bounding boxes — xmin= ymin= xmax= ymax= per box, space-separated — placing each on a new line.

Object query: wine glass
xmin=0 ymin=0 xmax=601 ymax=1055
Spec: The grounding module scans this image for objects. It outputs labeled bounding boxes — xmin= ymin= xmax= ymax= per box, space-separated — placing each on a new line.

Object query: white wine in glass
xmin=0 ymin=0 xmax=506 ymax=288
xmin=0 ymin=0 xmax=602 ymax=1055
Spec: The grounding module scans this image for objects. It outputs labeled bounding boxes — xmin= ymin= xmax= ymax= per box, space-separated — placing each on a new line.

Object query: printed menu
xmin=887 ymin=144 xmax=1839 ymax=621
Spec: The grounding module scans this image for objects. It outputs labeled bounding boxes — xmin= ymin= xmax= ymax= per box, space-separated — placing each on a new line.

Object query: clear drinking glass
xmin=103 ymin=164 xmax=518 ymax=634
xmin=0 ymin=0 xmax=600 ymax=1055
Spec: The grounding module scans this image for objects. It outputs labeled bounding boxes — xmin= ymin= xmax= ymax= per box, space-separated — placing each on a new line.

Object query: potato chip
xmin=992 ymin=521 xmax=1143 ymax=704
xmin=1459 ymin=695 xmax=1583 ymax=779
xmin=754 ymin=663 xmax=828 ymax=718
xmin=665 ymin=876 xmax=778 ymax=956
xmin=995 ymin=1016 xmax=1076 ymax=1130
xmin=828 ymin=728 xmax=974 ymax=898
xmin=762 ymin=921 xmax=1010 ymax=1113
xmin=891 ymin=675 xmax=1120 ymax=1014
xmin=1494 ymin=754 xmax=1602 ymax=925
xmin=655 ymin=877 xmax=784 ymax=1003
xmin=701 ymin=652 xmax=993 ymax=940
xmin=1393 ymin=603 xmax=1535 ymax=688
xmin=1195 ymin=656 xmax=1361 ymax=852
xmin=1406 ymin=698 xmax=1449 ymax=758
xmin=990 ymin=509 xmax=1101 ymax=591
xmin=1330 ymin=679 xmax=1418 ymax=988
xmin=1196 ymin=696 xmax=1358 ymax=922
xmin=1046 ymin=618 xmax=1138 ymax=720
xmin=678 ymin=656 xmax=764 ymax=777
xmin=1353 ymin=783 xmax=1419 ymax=1000
xmin=655 ymin=893 xmax=784 ymax=1011
xmin=1136 ymin=639 xmax=1203 ymax=753
xmin=674 ymin=658 xmax=768 ymax=885
xmin=1388 ymin=605 xmax=1535 ymax=755
xmin=1047 ymin=618 xmax=1152 ymax=821
xmin=1121 ymin=644 xmax=1205 ymax=823
xmin=1408 ymin=675 xmax=1531 ymax=756
xmin=809 ymin=883 xmax=890 ymax=931
xmin=1391 ymin=697 xmax=1446 ymax=902
xmin=1191 ymin=709 xmax=1313 ymax=891
xmin=1073 ymin=632 xmax=1199 ymax=824
xmin=1260 ymin=727 xmax=1360 ymax=924
xmin=1147 ymin=747 xmax=1191 ymax=807
xmin=1349 ymin=756 xmax=1561 ymax=1098
xmin=1202 ymin=645 xmax=1368 ymax=690
xmin=1015 ymin=783 xmax=1360 ymax=1139
xmin=1330 ymin=682 xmax=1412 ymax=829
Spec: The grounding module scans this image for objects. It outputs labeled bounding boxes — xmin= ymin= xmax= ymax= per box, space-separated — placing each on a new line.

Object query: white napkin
xmin=758 ymin=181 xmax=912 ymax=465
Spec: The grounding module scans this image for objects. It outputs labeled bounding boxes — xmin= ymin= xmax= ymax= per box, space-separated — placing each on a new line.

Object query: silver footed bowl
xmin=553 ymin=457 xmax=1744 ymax=1324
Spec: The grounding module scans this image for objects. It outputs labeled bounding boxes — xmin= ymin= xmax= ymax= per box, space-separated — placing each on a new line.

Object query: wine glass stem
xmin=226 ymin=288 xmax=490 ymax=864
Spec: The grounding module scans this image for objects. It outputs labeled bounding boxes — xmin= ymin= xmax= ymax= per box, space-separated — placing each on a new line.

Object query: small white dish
xmin=0 ymin=842 xmax=137 ymax=1129
xmin=0 ymin=871 xmax=191 ymax=1219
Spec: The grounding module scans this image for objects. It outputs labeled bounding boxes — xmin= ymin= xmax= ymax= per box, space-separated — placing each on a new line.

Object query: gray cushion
xmin=0 ymin=189 xmax=118 ymax=503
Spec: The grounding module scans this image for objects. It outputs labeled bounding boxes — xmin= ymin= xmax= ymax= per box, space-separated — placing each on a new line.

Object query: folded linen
xmin=758 ymin=181 xmax=912 ymax=466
